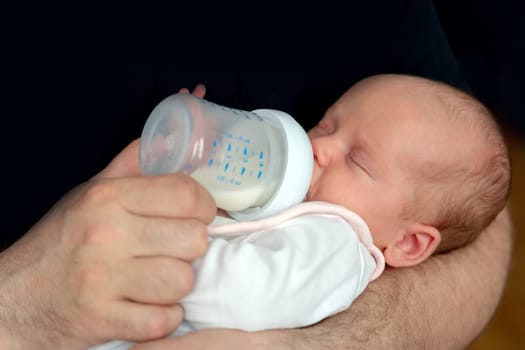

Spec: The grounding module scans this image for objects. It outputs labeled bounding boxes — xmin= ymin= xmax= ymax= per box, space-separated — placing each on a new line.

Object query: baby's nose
xmin=311 ymin=137 xmax=333 ymax=168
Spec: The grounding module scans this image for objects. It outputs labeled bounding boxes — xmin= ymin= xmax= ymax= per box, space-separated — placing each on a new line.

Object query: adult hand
xmin=0 ymin=139 xmax=216 ymax=350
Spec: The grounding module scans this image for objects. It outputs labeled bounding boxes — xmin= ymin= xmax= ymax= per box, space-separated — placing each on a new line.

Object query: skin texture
xmin=307 ymin=74 xmax=503 ymax=267
xmin=307 ymin=75 xmax=447 ymax=266
xmin=0 ymin=84 xmax=513 ymax=349
xmin=0 ymin=139 xmax=216 ymax=349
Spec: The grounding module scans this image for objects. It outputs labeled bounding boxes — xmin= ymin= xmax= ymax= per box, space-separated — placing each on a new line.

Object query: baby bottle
xmin=139 ymin=93 xmax=313 ymax=221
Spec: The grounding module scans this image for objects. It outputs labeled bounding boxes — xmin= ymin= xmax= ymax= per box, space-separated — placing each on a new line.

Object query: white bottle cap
xmin=228 ymin=109 xmax=313 ymax=221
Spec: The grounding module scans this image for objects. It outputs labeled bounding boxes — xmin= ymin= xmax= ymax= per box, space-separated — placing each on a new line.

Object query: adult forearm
xmin=255 ymin=207 xmax=512 ymax=350
xmin=0 ymin=237 xmax=62 ymax=349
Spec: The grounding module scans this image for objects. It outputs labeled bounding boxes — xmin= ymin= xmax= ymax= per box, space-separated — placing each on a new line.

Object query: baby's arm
xmin=182 ymin=214 xmax=377 ymax=332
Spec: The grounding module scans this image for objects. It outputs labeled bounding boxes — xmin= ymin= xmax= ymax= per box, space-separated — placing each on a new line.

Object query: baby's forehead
xmin=337 ymin=75 xmax=489 ymax=146
xmin=374 ymin=78 xmax=481 ymax=131
xmin=346 ymin=75 xmax=474 ymax=111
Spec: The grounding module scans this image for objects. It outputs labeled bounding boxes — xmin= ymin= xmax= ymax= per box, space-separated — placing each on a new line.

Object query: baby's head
xmin=306 ymin=74 xmax=510 ymax=267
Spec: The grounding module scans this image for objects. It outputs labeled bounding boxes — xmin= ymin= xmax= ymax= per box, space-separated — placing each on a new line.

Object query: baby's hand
xmin=179 ymin=84 xmax=206 ymax=98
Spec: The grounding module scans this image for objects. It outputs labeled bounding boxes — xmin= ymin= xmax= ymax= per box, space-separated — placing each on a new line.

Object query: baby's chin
xmin=303 ymin=190 xmax=315 ymax=202
xmin=216 ymin=208 xmax=229 ymax=217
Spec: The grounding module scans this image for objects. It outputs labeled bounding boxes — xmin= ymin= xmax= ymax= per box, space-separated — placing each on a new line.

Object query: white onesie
xmin=89 ymin=201 xmax=385 ymax=350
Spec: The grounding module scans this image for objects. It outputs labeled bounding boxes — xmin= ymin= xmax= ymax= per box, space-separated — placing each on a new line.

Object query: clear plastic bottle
xmin=139 ymin=93 xmax=313 ymax=221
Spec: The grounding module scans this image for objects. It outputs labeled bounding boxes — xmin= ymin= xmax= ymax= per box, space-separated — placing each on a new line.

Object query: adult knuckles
xmin=191 ymin=222 xmax=209 ymax=257
xmin=77 ymin=262 xmax=110 ymax=292
xmin=172 ymin=176 xmax=203 ymax=210
xmin=169 ymin=175 xmax=215 ymax=221
xmin=163 ymin=218 xmax=208 ymax=260
xmin=146 ymin=260 xmax=183 ymax=289
xmin=81 ymin=222 xmax=116 ymax=246
xmin=173 ymin=262 xmax=194 ymax=296
xmin=140 ymin=306 xmax=182 ymax=340
xmin=77 ymin=180 xmax=118 ymax=208
xmin=65 ymin=180 xmax=125 ymax=246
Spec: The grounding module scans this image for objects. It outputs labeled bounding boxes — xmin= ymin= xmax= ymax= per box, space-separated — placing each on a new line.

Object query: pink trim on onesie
xmin=208 ymin=201 xmax=385 ymax=281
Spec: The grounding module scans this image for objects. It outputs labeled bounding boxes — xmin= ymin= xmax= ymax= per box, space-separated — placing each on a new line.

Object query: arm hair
xmin=252 ymin=206 xmax=512 ymax=349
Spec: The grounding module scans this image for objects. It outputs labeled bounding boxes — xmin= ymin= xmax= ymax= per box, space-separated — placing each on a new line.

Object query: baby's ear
xmin=383 ymin=223 xmax=441 ymax=267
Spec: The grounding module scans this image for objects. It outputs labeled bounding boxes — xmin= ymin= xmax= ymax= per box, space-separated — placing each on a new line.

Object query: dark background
xmin=0 ymin=1 xmax=522 ymax=249
xmin=434 ymin=0 xmax=524 ymax=134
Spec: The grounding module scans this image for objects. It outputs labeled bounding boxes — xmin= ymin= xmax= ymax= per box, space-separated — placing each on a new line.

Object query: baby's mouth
xmin=307 ymin=161 xmax=320 ymax=202
xmin=305 ymin=183 xmax=315 ymax=202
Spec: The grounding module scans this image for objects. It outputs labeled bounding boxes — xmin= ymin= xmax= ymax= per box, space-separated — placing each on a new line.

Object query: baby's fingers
xmin=178 ymin=84 xmax=206 ymax=98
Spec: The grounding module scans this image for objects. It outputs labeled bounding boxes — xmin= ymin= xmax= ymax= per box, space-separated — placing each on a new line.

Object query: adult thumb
xmin=96 ymin=138 xmax=141 ymax=178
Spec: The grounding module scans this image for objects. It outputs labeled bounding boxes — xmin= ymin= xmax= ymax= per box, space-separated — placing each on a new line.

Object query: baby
xmin=91 ymin=74 xmax=510 ymax=349
xmin=307 ymin=73 xmax=510 ymax=260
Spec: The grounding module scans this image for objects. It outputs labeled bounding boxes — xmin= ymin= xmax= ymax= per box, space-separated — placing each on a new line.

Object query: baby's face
xmin=305 ymin=77 xmax=464 ymax=246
